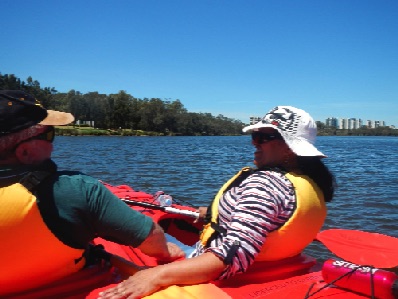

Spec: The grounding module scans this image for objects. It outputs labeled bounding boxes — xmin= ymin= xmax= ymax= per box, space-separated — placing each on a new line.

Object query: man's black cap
xmin=0 ymin=90 xmax=74 ymax=136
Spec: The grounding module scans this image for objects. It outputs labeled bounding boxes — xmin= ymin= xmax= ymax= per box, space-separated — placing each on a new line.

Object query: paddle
xmin=122 ymin=198 xmax=200 ymax=219
xmin=316 ymin=229 xmax=398 ymax=268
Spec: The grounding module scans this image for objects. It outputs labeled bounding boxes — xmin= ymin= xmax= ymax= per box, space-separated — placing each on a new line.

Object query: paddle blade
xmin=316 ymin=229 xmax=398 ymax=268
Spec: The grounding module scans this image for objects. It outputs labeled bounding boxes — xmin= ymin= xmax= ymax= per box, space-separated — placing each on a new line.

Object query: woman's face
xmin=251 ymin=128 xmax=290 ymax=168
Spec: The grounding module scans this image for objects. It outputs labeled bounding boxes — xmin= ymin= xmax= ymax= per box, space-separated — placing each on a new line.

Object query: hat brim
xmin=243 ymin=123 xmax=326 ymax=158
xmin=242 ymin=122 xmax=274 ymax=133
xmin=39 ymin=110 xmax=75 ymax=126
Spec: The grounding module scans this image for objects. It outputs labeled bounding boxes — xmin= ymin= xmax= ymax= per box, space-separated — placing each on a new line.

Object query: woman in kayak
xmin=99 ymin=105 xmax=336 ymax=299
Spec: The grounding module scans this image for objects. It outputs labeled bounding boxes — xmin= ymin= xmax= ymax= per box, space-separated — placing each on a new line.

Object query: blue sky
xmin=1 ymin=0 xmax=397 ymax=126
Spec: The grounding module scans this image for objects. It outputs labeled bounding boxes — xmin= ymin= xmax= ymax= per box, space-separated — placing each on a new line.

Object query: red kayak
xmin=6 ymin=183 xmax=398 ymax=299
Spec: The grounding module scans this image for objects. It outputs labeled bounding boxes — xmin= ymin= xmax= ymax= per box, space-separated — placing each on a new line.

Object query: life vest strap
xmin=18 ymin=159 xmax=57 ymax=191
xmin=224 ymin=240 xmax=240 ymax=265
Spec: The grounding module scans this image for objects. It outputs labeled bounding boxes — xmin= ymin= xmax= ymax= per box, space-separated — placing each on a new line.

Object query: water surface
xmin=53 ymin=135 xmax=398 ymax=259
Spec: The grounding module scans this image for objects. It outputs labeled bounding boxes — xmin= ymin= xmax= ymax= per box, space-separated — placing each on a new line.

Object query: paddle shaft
xmin=122 ymin=198 xmax=200 ymax=219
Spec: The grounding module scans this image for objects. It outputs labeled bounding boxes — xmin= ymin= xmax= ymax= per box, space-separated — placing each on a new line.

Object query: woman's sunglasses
xmin=251 ymin=131 xmax=283 ymax=145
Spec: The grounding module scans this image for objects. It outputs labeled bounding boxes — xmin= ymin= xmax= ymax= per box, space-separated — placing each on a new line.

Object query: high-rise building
xmin=348 ymin=118 xmax=362 ymax=129
xmin=325 ymin=117 xmax=383 ymax=129
xmin=249 ymin=116 xmax=261 ymax=125
xmin=338 ymin=118 xmax=348 ymax=129
xmin=374 ymin=120 xmax=385 ymax=128
xmin=326 ymin=117 xmax=338 ymax=127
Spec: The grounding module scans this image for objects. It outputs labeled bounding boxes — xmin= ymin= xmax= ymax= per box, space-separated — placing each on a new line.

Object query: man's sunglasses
xmin=251 ymin=131 xmax=283 ymax=145
xmin=25 ymin=127 xmax=55 ymax=143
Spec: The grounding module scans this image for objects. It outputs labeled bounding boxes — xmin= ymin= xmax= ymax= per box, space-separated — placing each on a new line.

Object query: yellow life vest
xmin=199 ymin=168 xmax=326 ymax=262
xmin=0 ymin=182 xmax=86 ymax=295
xmin=199 ymin=167 xmax=253 ymax=247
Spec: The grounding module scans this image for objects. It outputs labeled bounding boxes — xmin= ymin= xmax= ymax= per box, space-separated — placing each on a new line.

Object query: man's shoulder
xmin=52 ymin=171 xmax=101 ymax=188
xmin=55 ymin=170 xmax=90 ymax=178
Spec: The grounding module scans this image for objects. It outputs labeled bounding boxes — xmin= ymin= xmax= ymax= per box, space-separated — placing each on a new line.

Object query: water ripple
xmin=53 ymin=135 xmax=398 ymax=252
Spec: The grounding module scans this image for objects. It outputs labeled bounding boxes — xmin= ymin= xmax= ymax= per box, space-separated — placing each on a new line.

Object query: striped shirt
xmin=191 ymin=169 xmax=296 ymax=280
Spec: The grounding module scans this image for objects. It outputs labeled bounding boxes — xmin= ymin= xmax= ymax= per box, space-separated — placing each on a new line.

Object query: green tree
xmin=164 ymin=99 xmax=187 ymax=134
xmin=68 ymin=90 xmax=85 ymax=121
xmin=0 ymin=73 xmax=22 ymax=90
xmin=110 ymin=91 xmax=133 ymax=129
xmin=138 ymin=98 xmax=166 ymax=133
xmin=0 ymin=73 xmax=270 ymax=136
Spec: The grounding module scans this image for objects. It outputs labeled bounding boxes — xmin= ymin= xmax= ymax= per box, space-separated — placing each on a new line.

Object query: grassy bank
xmin=55 ymin=126 xmax=163 ymax=136
xmin=56 ymin=126 xmax=398 ymax=137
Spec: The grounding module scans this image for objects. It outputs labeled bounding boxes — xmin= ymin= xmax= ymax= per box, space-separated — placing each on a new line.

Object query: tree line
xmin=0 ymin=73 xmax=245 ymax=136
xmin=2 ymin=73 xmax=396 ymax=137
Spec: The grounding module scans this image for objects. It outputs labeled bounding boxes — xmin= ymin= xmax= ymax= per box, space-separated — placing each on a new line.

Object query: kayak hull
xmin=5 ymin=183 xmax=381 ymax=298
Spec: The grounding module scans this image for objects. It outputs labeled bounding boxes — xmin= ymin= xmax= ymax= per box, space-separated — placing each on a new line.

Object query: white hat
xmin=242 ymin=106 xmax=326 ymax=157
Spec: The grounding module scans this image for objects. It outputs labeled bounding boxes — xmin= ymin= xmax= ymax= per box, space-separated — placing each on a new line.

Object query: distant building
xmin=325 ymin=117 xmax=385 ymax=129
xmin=377 ymin=120 xmax=386 ymax=127
xmin=366 ymin=120 xmax=375 ymax=128
xmin=366 ymin=120 xmax=385 ymax=128
xmin=76 ymin=120 xmax=95 ymax=127
xmin=347 ymin=118 xmax=363 ymax=129
xmin=326 ymin=117 xmax=338 ymax=127
xmin=338 ymin=118 xmax=347 ymax=129
xmin=249 ymin=116 xmax=261 ymax=125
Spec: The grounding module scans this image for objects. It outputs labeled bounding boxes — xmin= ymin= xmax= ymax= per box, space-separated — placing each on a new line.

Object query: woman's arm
xmin=98 ymin=252 xmax=225 ymax=299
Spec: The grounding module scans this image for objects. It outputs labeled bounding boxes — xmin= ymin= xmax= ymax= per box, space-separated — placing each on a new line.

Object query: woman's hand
xmin=97 ymin=252 xmax=225 ymax=299
xmin=194 ymin=206 xmax=208 ymax=223
xmin=97 ymin=244 xmax=183 ymax=298
xmin=97 ymin=267 xmax=162 ymax=299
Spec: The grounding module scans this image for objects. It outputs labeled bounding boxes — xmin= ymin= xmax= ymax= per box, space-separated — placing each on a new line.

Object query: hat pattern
xmin=261 ymin=106 xmax=300 ymax=135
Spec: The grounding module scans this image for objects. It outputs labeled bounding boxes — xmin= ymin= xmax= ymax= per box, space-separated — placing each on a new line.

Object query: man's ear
xmin=14 ymin=142 xmax=31 ymax=164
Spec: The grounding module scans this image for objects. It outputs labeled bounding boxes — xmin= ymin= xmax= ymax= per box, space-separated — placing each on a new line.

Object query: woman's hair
xmin=296 ymin=156 xmax=336 ymax=202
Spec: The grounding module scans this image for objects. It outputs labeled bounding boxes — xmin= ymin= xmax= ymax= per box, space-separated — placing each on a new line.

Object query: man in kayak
xmin=98 ymin=105 xmax=336 ymax=299
xmin=0 ymin=90 xmax=184 ymax=296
